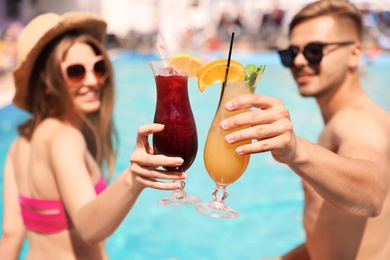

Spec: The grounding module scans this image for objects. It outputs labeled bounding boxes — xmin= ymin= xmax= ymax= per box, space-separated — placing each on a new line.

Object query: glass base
xmin=157 ymin=189 xmax=201 ymax=206
xmin=195 ymin=201 xmax=239 ymax=219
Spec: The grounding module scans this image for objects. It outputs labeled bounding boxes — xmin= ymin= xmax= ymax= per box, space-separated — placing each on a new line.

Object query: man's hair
xmin=289 ymin=0 xmax=364 ymax=41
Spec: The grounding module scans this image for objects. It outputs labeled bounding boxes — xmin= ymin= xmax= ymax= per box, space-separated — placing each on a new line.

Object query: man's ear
xmin=349 ymin=42 xmax=363 ymax=69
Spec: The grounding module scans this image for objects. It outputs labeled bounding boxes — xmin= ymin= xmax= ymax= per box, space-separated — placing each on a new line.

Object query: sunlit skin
xmin=219 ymin=15 xmax=390 ymax=260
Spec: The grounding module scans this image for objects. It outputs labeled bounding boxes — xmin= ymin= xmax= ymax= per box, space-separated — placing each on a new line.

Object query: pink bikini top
xmin=19 ymin=176 xmax=107 ymax=233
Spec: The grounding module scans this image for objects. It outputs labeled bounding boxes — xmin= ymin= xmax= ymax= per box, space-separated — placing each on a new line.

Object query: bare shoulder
xmin=319 ymin=105 xmax=390 ymax=153
xmin=35 ymin=118 xmax=86 ymax=150
xmin=52 ymin=124 xmax=85 ymax=148
xmin=35 ymin=118 xmax=70 ymax=135
xmin=7 ymin=135 xmax=29 ymax=160
xmin=330 ymin=106 xmax=389 ymax=135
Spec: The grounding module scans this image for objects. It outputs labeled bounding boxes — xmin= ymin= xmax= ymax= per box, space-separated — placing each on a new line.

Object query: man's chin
xmin=297 ymin=85 xmax=312 ymax=97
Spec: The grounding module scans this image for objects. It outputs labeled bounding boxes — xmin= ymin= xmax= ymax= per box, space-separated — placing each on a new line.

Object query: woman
xmin=0 ymin=12 xmax=185 ymax=259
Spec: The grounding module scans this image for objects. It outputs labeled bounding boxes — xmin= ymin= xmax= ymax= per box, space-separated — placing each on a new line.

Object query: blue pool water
xmin=1 ymin=50 xmax=389 ymax=259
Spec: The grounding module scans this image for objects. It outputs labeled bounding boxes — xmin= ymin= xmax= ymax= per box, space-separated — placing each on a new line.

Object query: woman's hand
xmin=129 ymin=124 xmax=186 ymax=190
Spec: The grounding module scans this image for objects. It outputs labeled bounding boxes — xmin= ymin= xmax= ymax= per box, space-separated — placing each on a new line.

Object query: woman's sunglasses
xmin=278 ymin=41 xmax=355 ymax=68
xmin=61 ymin=55 xmax=107 ymax=84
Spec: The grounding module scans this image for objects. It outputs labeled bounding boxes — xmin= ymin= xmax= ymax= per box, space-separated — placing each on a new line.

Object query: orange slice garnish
xmin=168 ymin=53 xmax=206 ymax=79
xmin=198 ymin=58 xmax=244 ymax=92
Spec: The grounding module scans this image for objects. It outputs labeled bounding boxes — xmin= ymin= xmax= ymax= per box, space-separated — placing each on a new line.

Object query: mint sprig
xmin=244 ymin=64 xmax=266 ymax=92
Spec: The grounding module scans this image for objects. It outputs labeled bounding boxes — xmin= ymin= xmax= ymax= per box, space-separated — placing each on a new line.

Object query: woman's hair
xmin=18 ymin=32 xmax=117 ymax=178
xmin=289 ymin=0 xmax=364 ymax=41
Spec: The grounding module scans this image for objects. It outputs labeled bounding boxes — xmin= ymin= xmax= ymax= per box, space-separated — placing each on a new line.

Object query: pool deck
xmin=0 ymin=72 xmax=15 ymax=109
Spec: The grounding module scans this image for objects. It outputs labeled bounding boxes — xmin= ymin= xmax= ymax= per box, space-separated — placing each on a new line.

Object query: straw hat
xmin=12 ymin=11 xmax=107 ymax=112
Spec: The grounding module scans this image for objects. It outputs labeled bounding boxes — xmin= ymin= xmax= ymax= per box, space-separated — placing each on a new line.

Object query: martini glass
xmin=149 ymin=59 xmax=201 ymax=206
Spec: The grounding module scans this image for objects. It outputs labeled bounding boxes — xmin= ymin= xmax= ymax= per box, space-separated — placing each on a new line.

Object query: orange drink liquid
xmin=204 ymin=81 xmax=251 ymax=186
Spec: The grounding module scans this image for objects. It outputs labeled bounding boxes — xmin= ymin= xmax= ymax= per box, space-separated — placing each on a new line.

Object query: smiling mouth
xmin=77 ymin=87 xmax=100 ymax=101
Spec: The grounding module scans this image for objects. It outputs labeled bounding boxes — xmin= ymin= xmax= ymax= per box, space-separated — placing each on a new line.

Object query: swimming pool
xmin=1 ymin=50 xmax=389 ymax=259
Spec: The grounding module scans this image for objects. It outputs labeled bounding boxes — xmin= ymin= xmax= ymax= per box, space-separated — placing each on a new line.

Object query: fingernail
xmin=236 ymin=147 xmax=243 ymax=155
xmin=220 ymin=120 xmax=228 ymax=130
xmin=176 ymin=158 xmax=184 ymax=164
xmin=225 ymin=102 xmax=232 ymax=110
xmin=225 ymin=134 xmax=233 ymax=143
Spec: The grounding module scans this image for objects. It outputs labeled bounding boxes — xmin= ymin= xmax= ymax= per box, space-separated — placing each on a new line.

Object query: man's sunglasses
xmin=278 ymin=41 xmax=355 ymax=68
xmin=61 ymin=55 xmax=107 ymax=84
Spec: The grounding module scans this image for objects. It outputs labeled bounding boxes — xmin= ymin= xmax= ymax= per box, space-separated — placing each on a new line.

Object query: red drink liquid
xmin=153 ymin=75 xmax=198 ymax=171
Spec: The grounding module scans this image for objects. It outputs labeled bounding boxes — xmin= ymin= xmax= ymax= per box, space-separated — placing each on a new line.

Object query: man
xmin=221 ymin=1 xmax=390 ymax=259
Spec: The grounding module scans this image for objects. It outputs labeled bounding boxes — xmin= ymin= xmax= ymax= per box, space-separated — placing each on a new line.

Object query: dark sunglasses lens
xmin=94 ymin=60 xmax=107 ymax=79
xmin=67 ymin=64 xmax=85 ymax=82
xmin=278 ymin=48 xmax=296 ymax=68
xmin=303 ymin=44 xmax=323 ymax=64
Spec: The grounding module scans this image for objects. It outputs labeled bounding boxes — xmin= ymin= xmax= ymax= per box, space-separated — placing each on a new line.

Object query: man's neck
xmin=317 ymin=75 xmax=363 ymax=124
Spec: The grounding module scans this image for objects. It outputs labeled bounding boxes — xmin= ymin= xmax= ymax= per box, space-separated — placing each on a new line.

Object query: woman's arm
xmin=0 ymin=144 xmax=25 ymax=259
xmin=50 ymin=123 xmax=184 ymax=244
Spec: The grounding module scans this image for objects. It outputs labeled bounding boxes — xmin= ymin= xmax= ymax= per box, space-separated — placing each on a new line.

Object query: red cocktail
xmin=149 ymin=59 xmax=201 ymax=206
xmin=153 ymin=75 xmax=198 ymax=171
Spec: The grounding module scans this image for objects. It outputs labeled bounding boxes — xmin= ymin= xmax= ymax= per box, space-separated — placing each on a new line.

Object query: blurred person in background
xmin=0 ymin=21 xmax=22 ymax=74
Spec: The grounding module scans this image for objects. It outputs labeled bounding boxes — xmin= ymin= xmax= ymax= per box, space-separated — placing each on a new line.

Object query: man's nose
xmin=293 ymin=51 xmax=309 ymax=67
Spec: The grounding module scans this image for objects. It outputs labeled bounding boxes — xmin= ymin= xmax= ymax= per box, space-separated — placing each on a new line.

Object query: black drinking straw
xmin=219 ymin=32 xmax=235 ymax=107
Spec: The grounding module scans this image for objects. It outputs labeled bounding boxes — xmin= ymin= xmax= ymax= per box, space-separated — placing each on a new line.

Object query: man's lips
xmin=295 ymin=73 xmax=315 ymax=84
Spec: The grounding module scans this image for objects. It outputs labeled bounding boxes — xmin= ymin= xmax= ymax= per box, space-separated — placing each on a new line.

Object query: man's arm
xmin=221 ymin=94 xmax=388 ymax=217
xmin=279 ymin=108 xmax=388 ymax=217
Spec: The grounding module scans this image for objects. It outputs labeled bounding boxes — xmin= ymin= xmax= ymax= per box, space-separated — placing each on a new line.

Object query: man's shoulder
xmin=330 ymin=106 xmax=372 ymax=125
xmin=323 ymin=105 xmax=376 ymax=133
xmin=333 ymin=99 xmax=390 ymax=124
xmin=328 ymin=105 xmax=389 ymax=140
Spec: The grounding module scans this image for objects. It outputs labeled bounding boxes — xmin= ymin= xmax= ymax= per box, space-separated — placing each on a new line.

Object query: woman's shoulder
xmin=34 ymin=118 xmax=85 ymax=145
xmin=7 ymin=136 xmax=28 ymax=158
xmin=36 ymin=117 xmax=67 ymax=131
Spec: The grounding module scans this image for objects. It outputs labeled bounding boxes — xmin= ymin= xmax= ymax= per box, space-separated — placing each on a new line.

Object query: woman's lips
xmin=77 ymin=87 xmax=100 ymax=101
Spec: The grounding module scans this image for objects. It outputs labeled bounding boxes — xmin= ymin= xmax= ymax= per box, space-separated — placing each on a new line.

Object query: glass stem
xmin=172 ymin=180 xmax=185 ymax=191
xmin=170 ymin=180 xmax=186 ymax=199
xmin=212 ymin=185 xmax=228 ymax=204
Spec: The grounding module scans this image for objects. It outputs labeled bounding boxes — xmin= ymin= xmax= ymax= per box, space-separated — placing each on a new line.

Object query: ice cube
xmin=159 ymin=67 xmax=178 ymax=76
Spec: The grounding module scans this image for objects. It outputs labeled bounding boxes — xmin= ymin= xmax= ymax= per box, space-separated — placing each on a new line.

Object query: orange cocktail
xmin=195 ymin=60 xmax=265 ymax=219
xmin=204 ymin=81 xmax=251 ymax=186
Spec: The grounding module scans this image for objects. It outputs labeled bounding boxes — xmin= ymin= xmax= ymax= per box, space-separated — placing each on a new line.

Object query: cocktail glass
xmin=149 ymin=59 xmax=201 ymax=206
xmin=195 ymin=67 xmax=263 ymax=218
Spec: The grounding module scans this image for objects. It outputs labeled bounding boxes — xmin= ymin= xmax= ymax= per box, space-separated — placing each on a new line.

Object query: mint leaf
xmin=243 ymin=64 xmax=266 ymax=92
